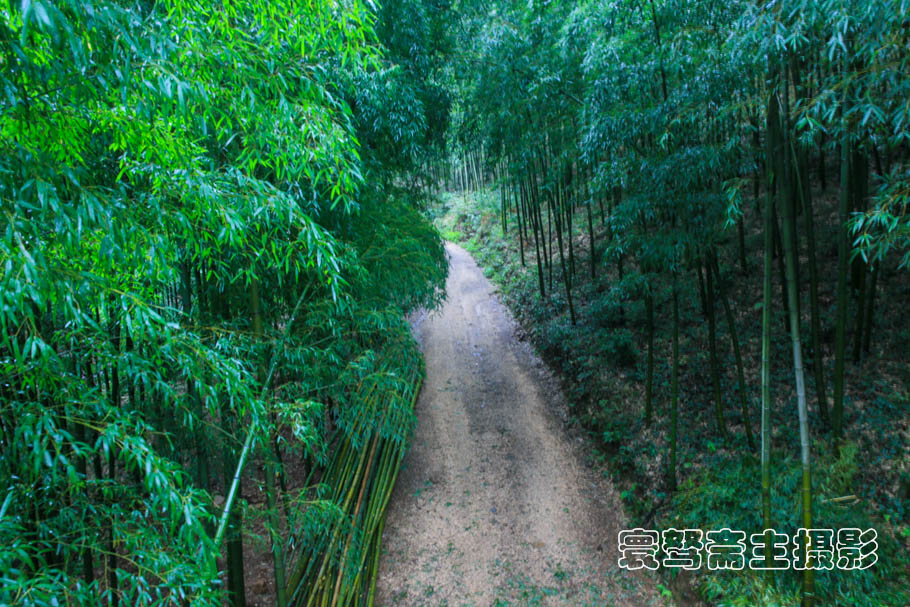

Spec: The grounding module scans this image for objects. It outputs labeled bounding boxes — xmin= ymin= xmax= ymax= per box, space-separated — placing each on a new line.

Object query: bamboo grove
xmin=439 ymin=0 xmax=909 ymax=605
xmin=1 ymin=1 xmax=451 ymax=606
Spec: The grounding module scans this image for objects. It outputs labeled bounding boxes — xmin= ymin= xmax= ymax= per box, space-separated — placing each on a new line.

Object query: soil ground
xmin=375 ymin=242 xmax=668 ymax=607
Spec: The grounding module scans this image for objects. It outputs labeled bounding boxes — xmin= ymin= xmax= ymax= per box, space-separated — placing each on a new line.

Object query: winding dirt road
xmin=375 ymin=243 xmax=666 ymax=607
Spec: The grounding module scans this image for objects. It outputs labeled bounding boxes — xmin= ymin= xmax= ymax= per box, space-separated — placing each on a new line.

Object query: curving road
xmin=375 ymin=242 xmax=666 ymax=607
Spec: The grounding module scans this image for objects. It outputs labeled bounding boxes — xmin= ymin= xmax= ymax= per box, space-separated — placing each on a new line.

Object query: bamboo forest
xmin=1 ymin=0 xmax=908 ymax=606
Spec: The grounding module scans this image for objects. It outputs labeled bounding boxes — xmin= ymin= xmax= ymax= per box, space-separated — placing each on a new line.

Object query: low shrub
xmin=599 ymin=328 xmax=638 ymax=368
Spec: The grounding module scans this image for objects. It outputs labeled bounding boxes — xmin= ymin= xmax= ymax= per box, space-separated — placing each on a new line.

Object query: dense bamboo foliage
xmin=285 ymin=327 xmax=422 ymax=607
xmin=3 ymin=0 xmax=909 ymax=604
xmin=1 ymin=1 xmax=449 ymax=605
xmin=435 ymin=0 xmax=910 ymax=605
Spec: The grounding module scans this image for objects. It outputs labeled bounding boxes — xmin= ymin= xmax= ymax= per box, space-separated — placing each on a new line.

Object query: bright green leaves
xmin=0 ymin=0 xmax=390 ymax=604
xmin=1 ymin=0 xmax=453 ymax=603
xmin=159 ymin=0 xmax=377 ymax=213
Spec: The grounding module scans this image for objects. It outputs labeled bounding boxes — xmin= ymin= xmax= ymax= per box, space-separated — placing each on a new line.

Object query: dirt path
xmin=375 ymin=243 xmax=667 ymax=607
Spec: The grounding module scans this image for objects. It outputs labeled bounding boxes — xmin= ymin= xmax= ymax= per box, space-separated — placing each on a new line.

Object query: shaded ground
xmin=434 ymin=186 xmax=909 ymax=606
xmin=375 ymin=242 xmax=667 ymax=607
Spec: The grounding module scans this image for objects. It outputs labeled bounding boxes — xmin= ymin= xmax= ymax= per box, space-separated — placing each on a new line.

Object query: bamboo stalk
xmin=288 ymin=359 xmax=423 ymax=607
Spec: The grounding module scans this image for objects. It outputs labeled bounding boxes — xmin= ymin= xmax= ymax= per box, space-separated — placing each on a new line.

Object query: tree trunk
xmin=696 ymin=261 xmax=708 ymax=316
xmin=772 ymin=206 xmax=790 ymax=330
xmin=850 ymin=149 xmax=869 ymax=363
xmin=500 ymin=180 xmax=507 ymax=234
xmin=222 ymin=282 xmax=247 ymax=607
xmin=761 ymin=85 xmax=776 ymax=586
xmin=711 ymin=253 xmax=754 ymax=450
xmin=645 ymin=290 xmax=654 ymax=426
xmin=525 ymin=176 xmax=546 ymax=298
xmin=586 ymin=178 xmax=596 ymax=280
xmin=737 ymin=215 xmax=748 ymax=275
xmin=549 ymin=186 xmax=576 ymax=325
xmin=705 ymin=255 xmax=728 ymax=440
xmin=791 ymin=145 xmax=830 ymax=423
xmin=516 ymin=179 xmax=526 ymax=266
xmin=774 ymin=74 xmax=815 ymax=607
xmin=667 ymin=275 xmax=679 ymax=492
xmin=567 ymin=192 xmax=577 ymax=282
xmin=108 ymin=303 xmax=121 ymax=607
xmin=249 ymin=279 xmax=288 ymax=607
xmin=862 ymin=263 xmax=878 ymax=355
xmin=833 ymin=138 xmax=850 ymax=440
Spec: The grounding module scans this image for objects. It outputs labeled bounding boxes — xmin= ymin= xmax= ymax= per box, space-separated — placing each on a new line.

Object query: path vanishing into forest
xmin=376 ymin=243 xmax=668 ymax=607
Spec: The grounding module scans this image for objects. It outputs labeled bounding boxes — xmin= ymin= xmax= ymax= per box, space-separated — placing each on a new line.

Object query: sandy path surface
xmin=375 ymin=243 xmax=666 ymax=607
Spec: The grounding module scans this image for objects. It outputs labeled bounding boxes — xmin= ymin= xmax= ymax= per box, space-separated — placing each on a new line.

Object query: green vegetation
xmin=433 ymin=1 xmax=910 ymax=605
xmin=1 ymin=1 xmax=449 ymax=605
xmin=444 ymin=182 xmax=908 ymax=605
xmin=3 ymin=0 xmax=909 ymax=605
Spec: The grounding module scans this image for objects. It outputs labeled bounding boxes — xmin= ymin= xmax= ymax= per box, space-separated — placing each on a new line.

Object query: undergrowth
xmin=435 ymin=188 xmax=910 ymax=606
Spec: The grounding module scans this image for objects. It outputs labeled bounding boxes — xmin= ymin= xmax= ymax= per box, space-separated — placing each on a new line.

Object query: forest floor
xmin=374 ymin=242 xmax=674 ymax=607
xmin=432 ymin=186 xmax=909 ymax=606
